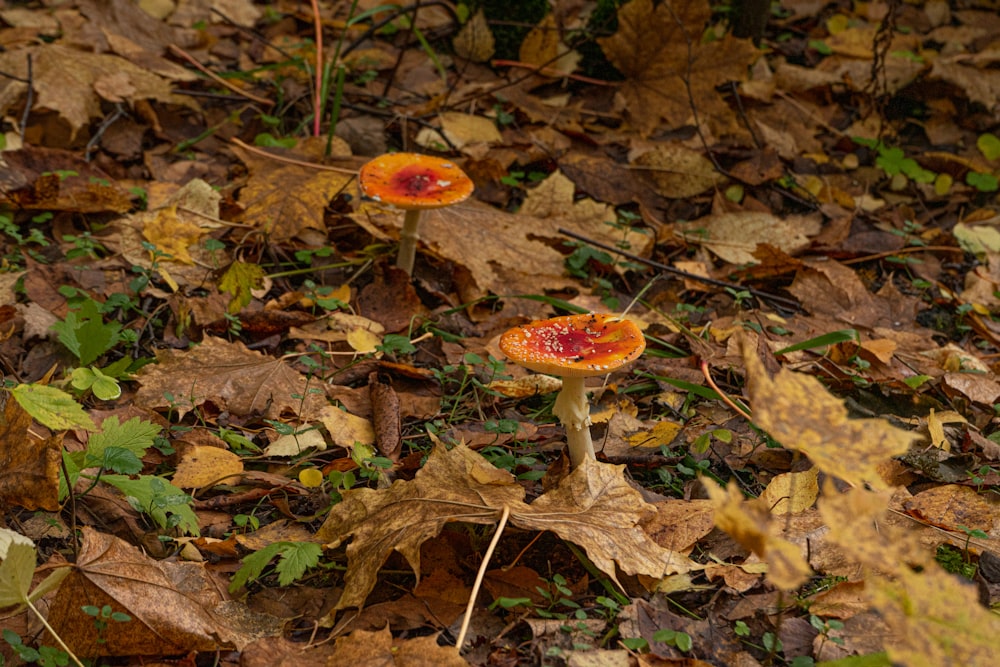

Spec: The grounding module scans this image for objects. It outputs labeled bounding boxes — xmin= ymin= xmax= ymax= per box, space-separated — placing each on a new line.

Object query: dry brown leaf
xmin=351 ymin=200 xmax=653 ymax=311
xmin=135 ymin=336 xmax=329 ymax=421
xmin=902 ymin=484 xmax=997 ymax=534
xmin=677 ymin=212 xmax=819 ymax=265
xmin=520 ymin=170 xmax=614 ymax=228
xmin=45 ymin=527 xmax=271 ymax=656
xmin=512 ymin=457 xmax=698 ymax=586
xmin=316 ymin=445 xmax=696 ymax=610
xmin=233 ymin=137 xmax=354 ymax=243
xmin=0 ymin=397 xmax=61 ymax=511
xmin=742 ymin=334 xmax=919 ymax=489
xmin=632 ymin=144 xmax=723 ymax=199
xmin=113 ymin=178 xmax=230 ymax=289
xmin=519 ymin=13 xmax=580 ymax=77
xmin=451 ymin=8 xmax=494 ymax=63
xmin=316 ymin=444 xmax=521 ymax=609
xmin=641 ymin=498 xmax=716 ymax=554
xmin=598 ymin=0 xmax=757 ymax=137
xmin=0 ymin=43 xmax=193 ymax=141
xmin=704 ymin=479 xmax=812 ymax=590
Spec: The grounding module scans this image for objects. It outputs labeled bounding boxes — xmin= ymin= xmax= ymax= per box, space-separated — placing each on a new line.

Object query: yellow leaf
xmin=704 ymin=478 xmax=812 ymax=591
xmin=741 ymin=334 xmax=918 ymax=489
xmin=318 ymin=405 xmax=375 ymax=449
xmin=759 ymin=468 xmax=819 ymax=514
xmin=172 ymin=445 xmax=244 ymax=489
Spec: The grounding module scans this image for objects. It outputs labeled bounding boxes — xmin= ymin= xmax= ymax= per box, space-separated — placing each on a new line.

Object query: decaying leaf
xmin=135 ymin=336 xmax=329 ymax=421
xmin=704 ymin=478 xmax=812 ymax=591
xmin=741 ymin=334 xmax=919 ymax=489
xmin=0 ymin=396 xmax=61 ymax=511
xmin=316 ymin=445 xmax=697 ymax=610
xmin=598 ymin=0 xmax=757 ymax=137
xmin=45 ymin=527 xmax=274 ymax=656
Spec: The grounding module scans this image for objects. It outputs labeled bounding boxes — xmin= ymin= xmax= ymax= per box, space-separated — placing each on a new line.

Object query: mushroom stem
xmin=396 ymin=209 xmax=423 ymax=275
xmin=552 ymin=376 xmax=595 ymax=467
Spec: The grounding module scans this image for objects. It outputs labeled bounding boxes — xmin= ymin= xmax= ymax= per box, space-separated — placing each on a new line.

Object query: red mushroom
xmin=499 ymin=313 xmax=646 ymax=467
xmin=358 ymin=153 xmax=474 ymax=275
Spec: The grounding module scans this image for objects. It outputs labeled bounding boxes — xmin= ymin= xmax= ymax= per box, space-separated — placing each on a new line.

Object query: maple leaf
xmin=741 ymin=334 xmax=918 ymax=489
xmin=316 ymin=445 xmax=696 ymax=610
xmin=703 ymin=478 xmax=812 ymax=591
xmin=233 ymin=137 xmax=355 ymax=243
xmin=598 ymin=0 xmax=758 ymax=137
xmin=820 ymin=486 xmax=1000 ymax=666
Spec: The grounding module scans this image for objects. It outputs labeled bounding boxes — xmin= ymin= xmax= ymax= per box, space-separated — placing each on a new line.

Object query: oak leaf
xmin=598 ymin=0 xmax=757 ymax=137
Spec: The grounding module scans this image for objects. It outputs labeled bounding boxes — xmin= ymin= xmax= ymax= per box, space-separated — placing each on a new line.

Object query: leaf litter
xmin=0 ymin=0 xmax=999 ymax=665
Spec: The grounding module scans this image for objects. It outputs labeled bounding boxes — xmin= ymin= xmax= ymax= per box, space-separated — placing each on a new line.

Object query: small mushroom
xmin=499 ymin=313 xmax=645 ymax=468
xmin=358 ymin=152 xmax=474 ymax=275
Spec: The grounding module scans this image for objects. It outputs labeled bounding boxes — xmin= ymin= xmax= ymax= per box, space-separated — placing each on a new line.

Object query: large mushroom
xmin=357 ymin=152 xmax=474 ymax=275
xmin=499 ymin=313 xmax=645 ymax=467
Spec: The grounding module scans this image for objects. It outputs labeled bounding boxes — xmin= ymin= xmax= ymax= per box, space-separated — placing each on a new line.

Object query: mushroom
xmin=357 ymin=152 xmax=474 ymax=275
xmin=499 ymin=313 xmax=645 ymax=468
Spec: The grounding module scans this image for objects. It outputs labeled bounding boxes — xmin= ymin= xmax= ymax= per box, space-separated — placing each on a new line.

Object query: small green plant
xmin=2 ymin=630 xmax=70 ymax=667
xmin=81 ymin=604 xmax=131 ymax=645
xmin=229 ymin=541 xmax=323 ymax=591
xmin=60 ymin=417 xmax=200 ymax=535
xmin=50 ymin=294 xmax=123 ymax=366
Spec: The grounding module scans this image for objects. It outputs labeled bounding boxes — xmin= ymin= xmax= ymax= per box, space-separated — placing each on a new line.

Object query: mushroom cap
xmin=499 ymin=313 xmax=646 ymax=378
xmin=358 ymin=153 xmax=474 ymax=210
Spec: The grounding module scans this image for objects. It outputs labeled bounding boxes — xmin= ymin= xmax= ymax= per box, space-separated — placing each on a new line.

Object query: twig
xmin=20 ymin=54 xmax=33 ymax=137
xmin=310 ymin=0 xmax=324 ymax=136
xmin=700 ymin=358 xmax=753 ymax=421
xmin=84 ymin=104 xmax=127 ymax=161
xmin=456 ymin=504 xmax=509 ymax=652
xmin=229 ymin=137 xmax=358 ymax=174
xmin=168 ymin=44 xmax=274 ymax=108
xmin=557 ymin=227 xmax=802 ymax=312
xmin=490 ymin=59 xmax=618 ymax=86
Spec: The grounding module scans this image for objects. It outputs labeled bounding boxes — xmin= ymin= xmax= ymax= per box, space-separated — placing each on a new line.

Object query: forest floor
xmin=1 ymin=0 xmax=1000 ymax=666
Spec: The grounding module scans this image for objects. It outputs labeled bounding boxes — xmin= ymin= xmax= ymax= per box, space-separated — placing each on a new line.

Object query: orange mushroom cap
xmin=358 ymin=153 xmax=474 ymax=209
xmin=499 ymin=313 xmax=645 ymax=378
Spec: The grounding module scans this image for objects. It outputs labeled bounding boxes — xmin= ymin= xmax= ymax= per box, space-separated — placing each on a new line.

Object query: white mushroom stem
xmin=396 ymin=209 xmax=423 ymax=275
xmin=551 ymin=376 xmax=595 ymax=467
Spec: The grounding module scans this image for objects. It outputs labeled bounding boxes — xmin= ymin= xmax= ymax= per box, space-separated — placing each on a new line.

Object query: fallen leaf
xmin=704 ymin=478 xmax=812 ymax=590
xmin=45 ymin=527 xmax=272 ymax=656
xmin=677 ymin=212 xmax=820 ymax=265
xmin=451 ymin=9 xmax=494 ymax=63
xmin=598 ymin=0 xmax=757 ymax=137
xmin=742 ymin=334 xmax=919 ymax=489
xmin=759 ymin=468 xmax=820 ymax=515
xmin=172 ymin=445 xmax=245 ymax=489
xmin=234 ymin=137 xmax=354 ymax=242
xmin=135 ymin=336 xmax=329 ymax=421
xmin=316 ymin=445 xmax=696 ymax=609
xmin=0 ymin=397 xmax=61 ymax=511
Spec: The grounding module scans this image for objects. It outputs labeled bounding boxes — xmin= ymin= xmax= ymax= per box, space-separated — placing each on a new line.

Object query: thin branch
xmin=557 ymin=227 xmax=802 ymax=312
